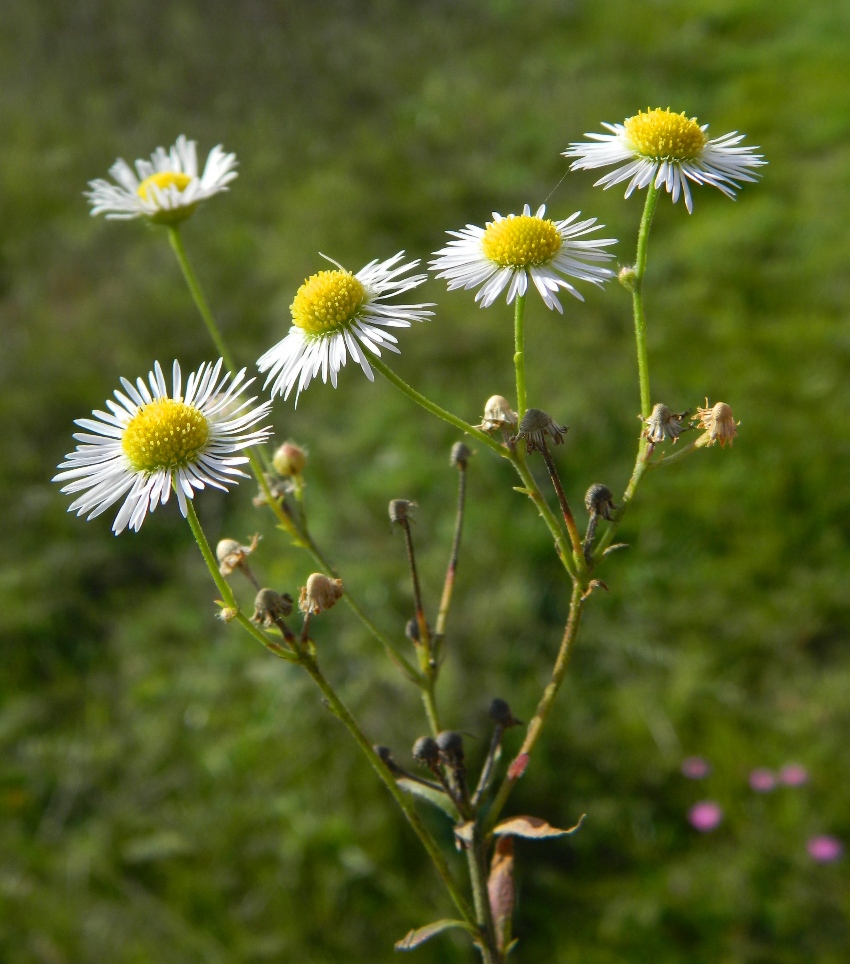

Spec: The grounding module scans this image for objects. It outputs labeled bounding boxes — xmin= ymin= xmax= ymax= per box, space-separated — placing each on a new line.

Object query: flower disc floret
xmin=291 ymin=270 xmax=368 ymax=336
xmin=624 ymin=109 xmax=707 ymax=160
xmin=137 ymin=171 xmax=193 ymax=203
xmin=122 ymin=399 xmax=210 ymax=473
xmin=481 ymin=215 xmax=563 ymax=268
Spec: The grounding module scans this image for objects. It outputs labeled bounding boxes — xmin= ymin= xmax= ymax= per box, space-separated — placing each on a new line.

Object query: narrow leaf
xmin=493 ymin=813 xmax=586 ymax=839
xmin=395 ymin=919 xmax=476 ymax=951
xmin=396 ymin=777 xmax=459 ymax=820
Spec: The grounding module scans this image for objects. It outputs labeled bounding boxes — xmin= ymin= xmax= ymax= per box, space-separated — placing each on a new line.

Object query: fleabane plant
xmin=57 ymin=109 xmax=763 ymax=963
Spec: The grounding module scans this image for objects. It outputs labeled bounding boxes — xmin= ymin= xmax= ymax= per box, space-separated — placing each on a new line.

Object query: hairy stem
xmin=513 ymin=293 xmax=527 ymax=415
xmin=632 ymin=182 xmax=659 ymax=421
xmin=467 ymin=828 xmax=503 ymax=964
xmin=538 ymin=438 xmax=585 ymax=574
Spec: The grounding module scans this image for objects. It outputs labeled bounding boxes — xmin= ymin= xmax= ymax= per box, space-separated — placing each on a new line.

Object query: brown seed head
xmin=450 ymin=441 xmax=472 ymax=468
xmin=412 ymin=736 xmax=440 ymax=766
xmin=695 ymin=400 xmax=738 ymax=447
xmin=251 ymin=588 xmax=294 ymax=627
xmin=585 ymin=483 xmax=616 ymax=521
xmin=388 ymin=499 xmax=416 ymax=525
xmin=298 ymin=573 xmax=344 ymax=615
xmin=216 ymin=534 xmax=261 ymax=576
xmin=477 ymin=395 xmax=519 ymax=433
xmin=514 ymin=408 xmax=568 ymax=452
xmin=642 ymin=403 xmax=688 ymax=444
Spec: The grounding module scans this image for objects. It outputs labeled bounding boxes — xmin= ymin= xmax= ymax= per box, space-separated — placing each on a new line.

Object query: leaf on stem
xmin=492 ymin=813 xmax=585 ymax=839
xmin=395 ymin=919 xmax=477 ymax=951
xmin=488 ymin=836 xmax=515 ymax=953
xmin=396 ymin=777 xmax=459 ymax=820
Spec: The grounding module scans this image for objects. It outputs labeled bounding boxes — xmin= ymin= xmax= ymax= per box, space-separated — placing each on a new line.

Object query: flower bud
xmin=412 ymin=736 xmax=440 ymax=766
xmin=514 ymin=408 xmax=568 ymax=452
xmin=694 ymin=400 xmax=738 ymax=448
xmin=216 ymin=534 xmax=260 ymax=576
xmin=477 ymin=395 xmax=519 ymax=433
xmin=298 ymin=573 xmax=344 ymax=615
xmin=216 ymin=605 xmax=238 ymax=623
xmin=642 ymin=403 xmax=688 ymax=444
xmin=251 ymin=588 xmax=294 ymax=627
xmin=272 ymin=441 xmax=307 ymax=476
xmin=618 ymin=265 xmax=637 ymax=291
xmin=584 ymin=484 xmax=616 ymax=521
xmin=450 ymin=441 xmax=471 ymax=468
xmin=436 ymin=730 xmax=465 ymax=765
xmin=488 ymin=698 xmax=521 ymax=727
xmin=388 ymin=499 xmax=416 ymax=524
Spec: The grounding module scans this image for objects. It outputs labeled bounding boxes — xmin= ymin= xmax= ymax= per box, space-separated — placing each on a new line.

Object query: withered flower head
xmin=585 ymin=484 xmax=616 ymax=521
xmin=388 ymin=499 xmax=416 ymax=524
xmin=299 ymin=573 xmax=344 ymax=615
xmin=477 ymin=395 xmax=519 ymax=433
xmin=251 ymin=588 xmax=294 ymax=627
xmin=272 ymin=441 xmax=307 ymax=476
xmin=436 ymin=730 xmax=465 ymax=765
xmin=216 ymin=534 xmax=261 ymax=576
xmin=642 ymin=403 xmax=688 ymax=444
xmin=513 ymin=408 xmax=568 ymax=452
xmin=450 ymin=441 xmax=472 ymax=468
xmin=694 ymin=400 xmax=738 ymax=447
xmin=412 ymin=736 xmax=440 ymax=766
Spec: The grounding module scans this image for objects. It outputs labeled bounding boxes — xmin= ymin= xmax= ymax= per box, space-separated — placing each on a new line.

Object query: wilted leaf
xmin=453 ymin=821 xmax=474 ymax=846
xmin=492 ymin=813 xmax=585 ymax=839
xmin=395 ymin=919 xmax=476 ymax=951
xmin=488 ymin=836 xmax=514 ymax=952
xmin=396 ymin=777 xmax=459 ymax=820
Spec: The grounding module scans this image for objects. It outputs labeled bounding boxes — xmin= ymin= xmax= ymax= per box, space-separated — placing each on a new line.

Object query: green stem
xmin=167 ymin=226 xmax=236 ymax=372
xmin=369 ymin=355 xmax=507 ymax=457
xmin=433 ymin=462 xmax=467 ymax=647
xmin=467 ymin=831 xmax=502 ymax=964
xmin=633 ymin=182 xmax=660 ymax=421
xmin=650 ymin=436 xmax=702 ymax=468
xmin=513 ymin=293 xmax=527 ymax=415
xmin=297 ymin=653 xmax=476 ymax=926
xmin=486 ymin=584 xmax=586 ymax=832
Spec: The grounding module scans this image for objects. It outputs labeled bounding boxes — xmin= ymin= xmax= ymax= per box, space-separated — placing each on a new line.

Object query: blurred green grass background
xmin=2 ymin=0 xmax=850 ymax=961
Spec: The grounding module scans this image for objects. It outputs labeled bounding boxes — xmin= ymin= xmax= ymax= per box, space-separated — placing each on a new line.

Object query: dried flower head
xmin=694 ymin=400 xmax=738 ymax=447
xmin=450 ymin=441 xmax=472 ymax=468
xmin=251 ymin=588 xmax=294 ymax=627
xmin=216 ymin=534 xmax=261 ymax=577
xmin=477 ymin=395 xmax=519 ymax=433
xmin=642 ymin=403 xmax=688 ymax=444
xmin=412 ymin=736 xmax=440 ymax=766
xmin=488 ymin=698 xmax=522 ymax=728
xmin=584 ymin=484 xmax=616 ymax=521
xmin=272 ymin=441 xmax=307 ymax=476
xmin=388 ymin=499 xmax=416 ymax=525
xmin=299 ymin=573 xmax=344 ymax=615
xmin=436 ymin=730 xmax=465 ymax=766
xmin=513 ymin=408 xmax=569 ymax=452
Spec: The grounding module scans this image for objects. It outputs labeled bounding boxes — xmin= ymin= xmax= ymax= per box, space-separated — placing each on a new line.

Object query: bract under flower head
xmin=430 ymin=204 xmax=615 ymax=312
xmin=564 ymin=108 xmax=766 ymax=213
xmin=258 ymin=253 xmax=433 ymax=405
xmin=86 ymin=135 xmax=238 ymax=224
xmin=54 ymin=360 xmax=271 ymax=533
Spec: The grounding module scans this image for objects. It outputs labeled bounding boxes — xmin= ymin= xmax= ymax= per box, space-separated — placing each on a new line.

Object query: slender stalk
xmin=297 ymin=653 xmax=476 ymax=926
xmin=369 ymin=355 xmax=507 ymax=457
xmin=513 ymin=293 xmax=528 ymax=415
xmin=471 ymin=726 xmax=503 ymax=808
xmin=538 ymin=438 xmax=585 ymax=573
xmin=466 ymin=829 xmax=502 ymax=964
xmin=650 ymin=436 xmax=702 ymax=468
xmin=485 ymin=584 xmax=586 ymax=832
xmin=167 ymin=226 xmax=236 ymax=372
xmin=433 ymin=460 xmax=467 ymax=650
xmin=632 ymin=182 xmax=660 ymax=421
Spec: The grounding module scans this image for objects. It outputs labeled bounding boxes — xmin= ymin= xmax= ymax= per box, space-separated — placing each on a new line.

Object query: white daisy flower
xmin=86 ymin=135 xmax=238 ymax=224
xmin=258 ymin=253 xmax=433 ymax=404
xmin=54 ymin=360 xmax=272 ymax=534
xmin=429 ymin=204 xmax=615 ymax=312
xmin=564 ymin=108 xmax=766 ymax=213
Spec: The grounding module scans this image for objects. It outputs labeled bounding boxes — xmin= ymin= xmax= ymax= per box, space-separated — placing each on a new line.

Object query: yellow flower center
xmin=122 ymin=399 xmax=210 ymax=474
xmin=290 ymin=270 xmax=367 ymax=336
xmin=481 ymin=215 xmax=562 ymax=268
xmin=624 ymin=108 xmax=707 ymax=160
xmin=136 ymin=171 xmax=193 ymax=202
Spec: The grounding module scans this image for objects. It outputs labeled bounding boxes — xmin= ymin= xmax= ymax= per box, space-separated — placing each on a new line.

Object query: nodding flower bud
xmin=298 ymin=573 xmax=344 ymax=615
xmin=216 ymin=534 xmax=260 ymax=576
xmin=272 ymin=441 xmax=307 ymax=476
xmin=488 ymin=698 xmax=522 ymax=728
xmin=251 ymin=588 xmax=294 ymax=627
xmin=618 ymin=265 xmax=637 ymax=291
xmin=642 ymin=403 xmax=688 ymax=444
xmin=585 ymin=484 xmax=616 ymax=521
xmin=694 ymin=400 xmax=738 ymax=448
xmin=513 ymin=408 xmax=568 ymax=452
xmin=450 ymin=441 xmax=472 ymax=468
xmin=477 ymin=395 xmax=519 ymax=433
xmin=388 ymin=499 xmax=416 ymax=525
xmin=412 ymin=736 xmax=440 ymax=766
xmin=405 ymin=617 xmax=420 ymax=642
xmin=436 ymin=730 xmax=465 ymax=765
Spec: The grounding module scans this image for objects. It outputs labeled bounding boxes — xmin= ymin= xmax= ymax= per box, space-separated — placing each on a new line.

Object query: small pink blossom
xmin=688 ymin=801 xmax=723 ymax=832
xmin=681 ymin=756 xmax=711 ymax=779
xmin=807 ymin=835 xmax=843 ymax=863
xmin=779 ymin=764 xmax=809 ymax=787
xmin=748 ymin=768 xmax=776 ymax=793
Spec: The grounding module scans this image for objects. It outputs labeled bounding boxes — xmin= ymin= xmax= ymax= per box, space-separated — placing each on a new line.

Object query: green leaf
xmin=395 ymin=919 xmax=477 ymax=951
xmin=396 ymin=777 xmax=459 ymax=820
